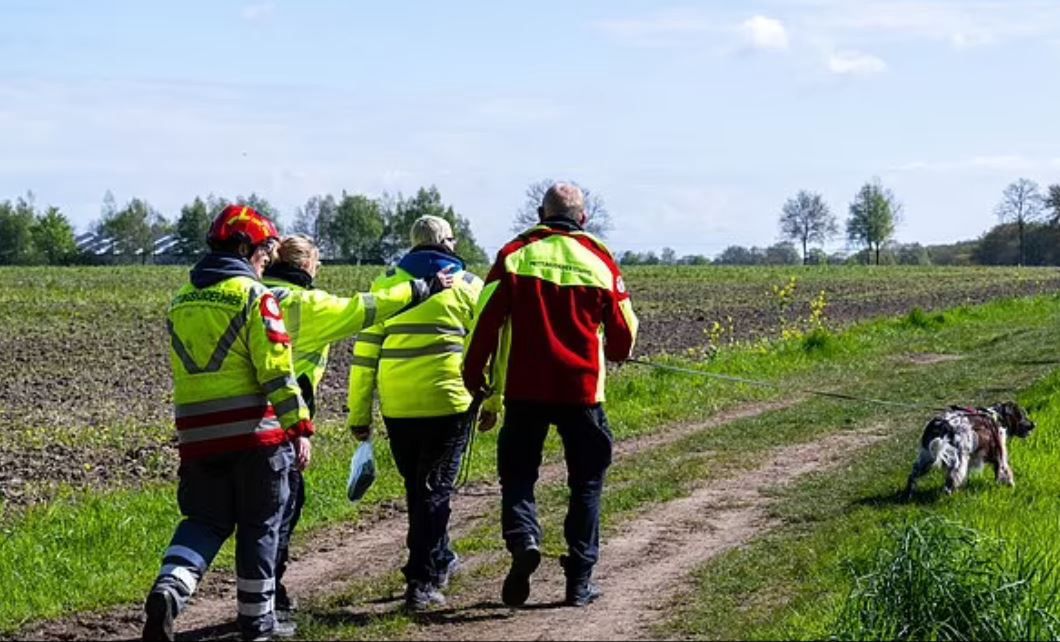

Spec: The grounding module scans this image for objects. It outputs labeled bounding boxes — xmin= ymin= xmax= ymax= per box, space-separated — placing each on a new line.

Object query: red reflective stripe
xmin=266 ymin=330 xmax=291 ymax=344
xmin=177 ymin=428 xmax=287 ymax=461
xmin=176 ymin=405 xmax=276 ymax=430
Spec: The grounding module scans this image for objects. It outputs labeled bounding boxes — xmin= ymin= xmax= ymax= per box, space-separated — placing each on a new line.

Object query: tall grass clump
xmin=830 ymin=517 xmax=1060 ymax=641
xmin=902 ymin=307 xmax=947 ymax=330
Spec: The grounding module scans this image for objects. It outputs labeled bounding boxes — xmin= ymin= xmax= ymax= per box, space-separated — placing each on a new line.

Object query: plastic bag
xmin=346 ymin=441 xmax=376 ymax=502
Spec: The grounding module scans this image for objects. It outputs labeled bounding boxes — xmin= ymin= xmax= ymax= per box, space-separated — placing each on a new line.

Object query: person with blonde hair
xmin=261 ymin=233 xmax=453 ymax=624
xmin=347 ymin=215 xmax=491 ymax=611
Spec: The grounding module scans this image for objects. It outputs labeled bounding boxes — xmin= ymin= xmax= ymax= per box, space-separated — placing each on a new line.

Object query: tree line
xmin=0 ymin=186 xmax=490 ymax=266
xmin=621 ymin=177 xmax=1060 ymax=266
xmin=3 ymin=176 xmax=1059 ymax=267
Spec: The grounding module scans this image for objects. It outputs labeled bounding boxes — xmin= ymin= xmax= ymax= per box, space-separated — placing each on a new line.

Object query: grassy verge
xmin=3 ymin=293 xmax=1060 ymax=634
xmin=663 ymin=320 xmax=1060 ymax=639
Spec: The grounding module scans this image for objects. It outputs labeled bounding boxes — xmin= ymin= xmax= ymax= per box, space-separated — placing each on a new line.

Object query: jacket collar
xmin=190 ymin=252 xmax=259 ymax=289
xmin=263 ymin=262 xmax=315 ymax=289
xmin=398 ymin=245 xmax=465 ymax=279
xmin=542 ymin=217 xmax=585 ymax=233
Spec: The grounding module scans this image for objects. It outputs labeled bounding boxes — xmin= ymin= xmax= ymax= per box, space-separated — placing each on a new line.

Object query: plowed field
xmin=3 ymin=265 xmax=1058 ymax=506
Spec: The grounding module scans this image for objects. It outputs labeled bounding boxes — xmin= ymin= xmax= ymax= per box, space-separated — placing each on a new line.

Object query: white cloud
xmin=241 ymin=2 xmax=275 ymax=22
xmin=826 ymin=50 xmax=887 ymax=75
xmin=798 ymin=0 xmax=1060 ymax=50
xmin=742 ymin=15 xmax=790 ymax=51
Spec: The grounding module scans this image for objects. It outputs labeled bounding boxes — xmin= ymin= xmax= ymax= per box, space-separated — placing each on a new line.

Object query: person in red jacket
xmin=463 ymin=182 xmax=638 ymax=608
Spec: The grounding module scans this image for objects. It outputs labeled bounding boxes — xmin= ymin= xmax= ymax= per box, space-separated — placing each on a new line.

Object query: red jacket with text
xmin=463 ymin=219 xmax=639 ymax=411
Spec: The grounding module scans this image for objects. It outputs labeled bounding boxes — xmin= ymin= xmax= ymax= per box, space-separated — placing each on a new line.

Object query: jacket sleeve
xmin=248 ymin=290 xmax=313 ymax=437
xmin=602 ymin=262 xmax=638 ymax=362
xmin=296 ymin=280 xmax=425 ymax=353
xmin=346 ymin=323 xmax=383 ymax=428
xmin=462 ymin=257 xmax=511 ymax=407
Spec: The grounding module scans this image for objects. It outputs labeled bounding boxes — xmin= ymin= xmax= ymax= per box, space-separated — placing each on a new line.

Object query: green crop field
xmin=5 ymin=264 xmax=1060 ymax=640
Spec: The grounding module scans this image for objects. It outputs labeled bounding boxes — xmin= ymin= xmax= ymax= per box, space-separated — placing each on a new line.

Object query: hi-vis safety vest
xmin=262 ymin=276 xmax=423 ymax=393
xmin=346 ymin=267 xmax=483 ymax=425
xmin=168 ymin=274 xmax=312 ymax=461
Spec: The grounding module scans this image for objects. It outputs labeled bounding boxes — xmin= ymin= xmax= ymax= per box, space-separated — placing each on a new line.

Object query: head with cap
xmin=206 ymin=204 xmax=280 ymax=277
xmin=277 ymin=234 xmax=321 ymax=278
xmin=538 ymin=182 xmax=587 ymax=227
xmin=410 ymin=215 xmax=456 ymax=252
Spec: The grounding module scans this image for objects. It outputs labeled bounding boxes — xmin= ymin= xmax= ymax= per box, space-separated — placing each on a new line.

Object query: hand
xmin=429 ymin=267 xmax=456 ymax=293
xmin=293 ymin=436 xmax=312 ymax=471
xmin=477 ymin=410 xmax=498 ymax=432
xmin=350 ymin=425 xmax=373 ymax=442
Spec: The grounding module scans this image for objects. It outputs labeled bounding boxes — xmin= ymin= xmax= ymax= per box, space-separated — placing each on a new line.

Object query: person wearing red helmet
xmin=143 ymin=204 xmax=313 ymax=642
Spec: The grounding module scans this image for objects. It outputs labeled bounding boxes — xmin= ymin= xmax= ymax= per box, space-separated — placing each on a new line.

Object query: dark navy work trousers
xmin=497 ymin=401 xmax=613 ymax=581
xmin=151 ymin=443 xmax=291 ymax=639
xmin=385 ymin=413 xmax=469 ymax=586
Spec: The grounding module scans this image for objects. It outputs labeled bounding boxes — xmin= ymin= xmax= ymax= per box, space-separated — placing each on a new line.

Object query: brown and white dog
xmin=904 ymin=402 xmax=1035 ymax=499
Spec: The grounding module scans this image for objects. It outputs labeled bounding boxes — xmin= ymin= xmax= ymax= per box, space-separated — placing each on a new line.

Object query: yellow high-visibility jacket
xmin=263 ymin=273 xmax=425 ymax=396
xmin=347 ymin=264 xmax=483 ymax=425
xmin=169 ymin=264 xmax=312 ymax=462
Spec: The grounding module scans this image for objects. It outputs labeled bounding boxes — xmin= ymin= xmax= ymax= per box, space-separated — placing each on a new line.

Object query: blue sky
xmin=2 ymin=0 xmax=1059 ymax=256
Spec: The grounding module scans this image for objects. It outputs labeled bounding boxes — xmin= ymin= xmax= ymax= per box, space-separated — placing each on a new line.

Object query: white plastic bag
xmin=346 ymin=441 xmax=376 ymax=502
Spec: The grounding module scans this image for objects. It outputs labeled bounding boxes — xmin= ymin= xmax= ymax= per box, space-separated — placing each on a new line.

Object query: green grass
xmin=292 ymin=295 xmax=1060 ymax=639
xmin=663 ymin=310 xmax=1060 ymax=640
xmin=829 ymin=517 xmax=1060 ymax=640
xmin=4 ymin=288 xmax=1060 ymax=634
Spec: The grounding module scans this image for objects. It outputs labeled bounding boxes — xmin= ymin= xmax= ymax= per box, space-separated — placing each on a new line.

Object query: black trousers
xmin=276 ymin=374 xmax=314 ymax=603
xmin=274 ymin=467 xmax=304 ymax=606
xmin=497 ymin=401 xmax=613 ymax=581
xmin=385 ymin=413 xmax=469 ymax=585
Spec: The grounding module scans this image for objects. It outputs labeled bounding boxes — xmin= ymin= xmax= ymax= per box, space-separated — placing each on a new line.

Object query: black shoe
xmin=142 ymin=590 xmax=176 ymax=642
xmin=242 ymin=620 xmax=297 ymax=642
xmin=405 ymin=581 xmax=446 ymax=612
xmin=436 ymin=554 xmax=461 ymax=591
xmin=501 ymin=541 xmax=541 ymax=607
xmin=565 ymin=579 xmax=603 ymax=607
xmin=275 ymin=583 xmax=297 ymax=622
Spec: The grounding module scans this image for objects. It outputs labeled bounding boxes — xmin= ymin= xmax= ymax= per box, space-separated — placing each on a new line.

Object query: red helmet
xmin=207 ymin=205 xmax=280 ymax=247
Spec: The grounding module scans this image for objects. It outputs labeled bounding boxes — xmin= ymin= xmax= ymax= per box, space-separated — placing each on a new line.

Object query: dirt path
xmin=19 ymin=399 xmax=803 ymax=642
xmin=409 ymin=427 xmax=887 ymax=641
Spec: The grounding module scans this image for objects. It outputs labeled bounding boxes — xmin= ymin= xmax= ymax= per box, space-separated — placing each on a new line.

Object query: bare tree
xmin=778 ymin=190 xmax=837 ymax=264
xmin=513 ymin=179 xmax=613 ymax=238
xmin=995 ymin=178 xmax=1044 ymax=266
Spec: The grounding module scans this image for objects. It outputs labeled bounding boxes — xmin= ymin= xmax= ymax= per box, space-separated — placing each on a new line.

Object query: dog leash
xmin=456 ymin=393 xmax=484 ymax=491
xmin=627 ymin=357 xmax=951 ymax=414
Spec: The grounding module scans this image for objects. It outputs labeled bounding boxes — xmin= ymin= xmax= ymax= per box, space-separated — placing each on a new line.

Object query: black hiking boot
xmin=561 ymin=555 xmax=602 ymax=607
xmin=242 ymin=620 xmax=297 ymax=642
xmin=404 ymin=580 xmax=447 ymax=612
xmin=436 ymin=554 xmax=461 ymax=591
xmin=501 ymin=539 xmax=541 ymax=607
xmin=565 ymin=578 xmax=603 ymax=607
xmin=142 ymin=590 xmax=176 ymax=642
xmin=274 ymin=582 xmax=297 ymax=622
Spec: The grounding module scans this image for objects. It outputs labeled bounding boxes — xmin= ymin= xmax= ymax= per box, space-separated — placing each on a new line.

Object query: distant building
xmin=75 ymin=232 xmax=183 ymax=264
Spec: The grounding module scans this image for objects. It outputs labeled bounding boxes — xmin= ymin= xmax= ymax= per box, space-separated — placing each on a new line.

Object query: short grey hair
xmin=541 ymin=182 xmax=585 ymax=221
xmin=410 ymin=215 xmax=453 ymax=246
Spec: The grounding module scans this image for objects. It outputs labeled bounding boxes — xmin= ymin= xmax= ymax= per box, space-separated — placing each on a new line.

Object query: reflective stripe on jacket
xmin=347 ymin=267 xmax=483 ymax=424
xmin=462 ymin=221 xmax=638 ymax=412
xmin=169 ymin=273 xmax=312 ymax=461
xmin=262 ymin=276 xmax=421 ymax=392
